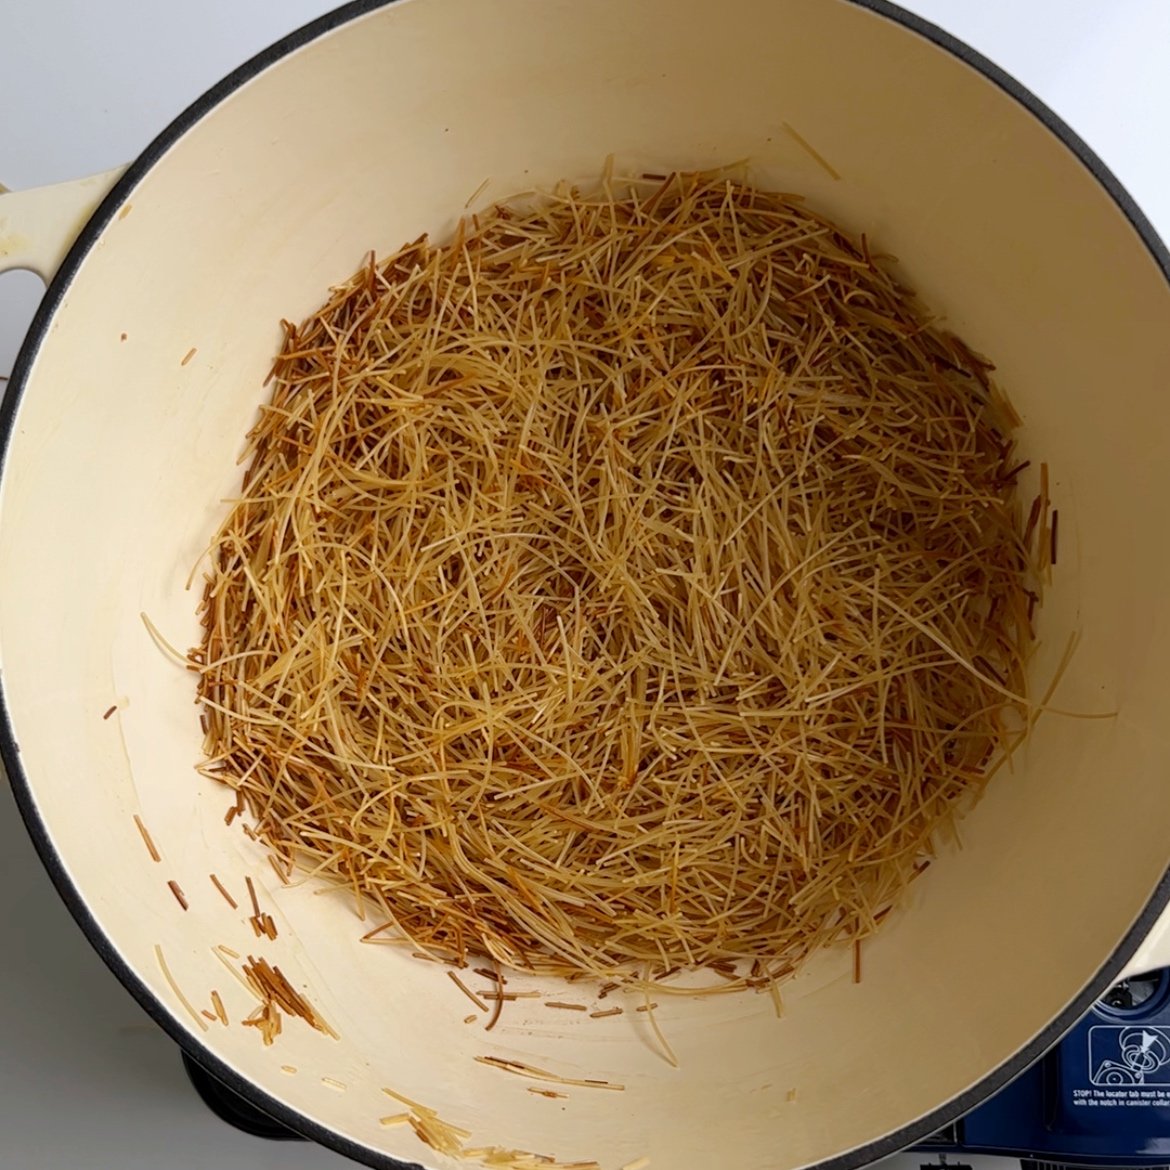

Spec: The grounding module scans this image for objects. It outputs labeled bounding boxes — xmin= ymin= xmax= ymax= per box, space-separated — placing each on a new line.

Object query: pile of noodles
xmin=193 ymin=172 xmax=1036 ymax=988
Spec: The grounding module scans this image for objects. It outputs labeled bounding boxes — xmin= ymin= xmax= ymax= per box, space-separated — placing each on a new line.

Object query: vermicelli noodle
xmin=193 ymin=172 xmax=1037 ymax=988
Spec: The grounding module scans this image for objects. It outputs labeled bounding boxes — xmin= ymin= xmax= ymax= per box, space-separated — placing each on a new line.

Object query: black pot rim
xmin=2 ymin=2 xmax=1168 ymax=1168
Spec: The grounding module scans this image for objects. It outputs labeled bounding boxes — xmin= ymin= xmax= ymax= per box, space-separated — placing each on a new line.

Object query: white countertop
xmin=2 ymin=3 xmax=1168 ymax=1167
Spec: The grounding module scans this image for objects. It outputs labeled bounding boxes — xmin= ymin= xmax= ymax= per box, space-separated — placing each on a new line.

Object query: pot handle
xmin=1120 ymin=900 xmax=1170 ymax=980
xmin=0 ymin=167 xmax=126 ymax=282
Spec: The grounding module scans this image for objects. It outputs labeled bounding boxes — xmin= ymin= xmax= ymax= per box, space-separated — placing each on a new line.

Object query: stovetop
xmin=4 ymin=3 xmax=1170 ymax=1168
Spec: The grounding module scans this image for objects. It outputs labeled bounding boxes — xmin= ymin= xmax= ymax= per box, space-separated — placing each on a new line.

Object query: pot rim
xmin=2 ymin=2 xmax=1168 ymax=1167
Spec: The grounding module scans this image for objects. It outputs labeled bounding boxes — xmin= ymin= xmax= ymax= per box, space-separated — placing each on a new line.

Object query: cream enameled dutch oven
xmin=3 ymin=2 xmax=1170 ymax=1168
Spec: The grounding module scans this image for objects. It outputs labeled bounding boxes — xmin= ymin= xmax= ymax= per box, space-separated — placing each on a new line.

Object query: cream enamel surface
xmin=2 ymin=1 xmax=1170 ymax=1168
xmin=0 ymin=168 xmax=126 ymax=280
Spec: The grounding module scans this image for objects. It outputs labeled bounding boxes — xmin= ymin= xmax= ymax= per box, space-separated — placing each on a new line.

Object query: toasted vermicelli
xmin=193 ymin=172 xmax=1037 ymax=988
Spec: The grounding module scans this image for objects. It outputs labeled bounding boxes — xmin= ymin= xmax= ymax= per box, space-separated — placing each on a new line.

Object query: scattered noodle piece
xmin=167 ymin=880 xmax=189 ymax=911
xmin=268 ymin=854 xmax=290 ymax=886
xmin=242 ymin=875 xmax=276 ymax=938
xmin=1024 ymin=495 xmax=1043 ymax=551
xmin=589 ymin=1007 xmax=623 ymax=1019
xmin=211 ymin=989 xmax=229 ymax=1026
xmin=382 ymin=1087 xmax=429 ymax=1111
xmin=240 ymin=954 xmax=338 ymax=1041
xmin=209 ymin=873 xmax=238 ymax=909
xmin=382 ymin=1086 xmax=598 ymax=1169
xmin=133 ymin=815 xmax=161 ymax=863
xmin=768 ymin=980 xmax=784 ymax=1019
xmin=485 ymin=982 xmax=504 ymax=1033
xmin=474 ymin=1056 xmax=624 ymax=1091
xmin=465 ymin=176 xmax=491 ymax=208
xmin=448 ymin=970 xmax=490 ymax=1012
xmin=321 ymin=1076 xmax=346 ymax=1092
xmin=781 ymin=121 xmax=841 ymax=180
xmin=242 ymin=999 xmax=282 ymax=1045
xmin=409 ymin=1111 xmax=471 ymax=1157
xmin=545 ymin=1002 xmax=588 ymax=1012
xmin=140 ymin=611 xmax=185 ymax=665
xmin=641 ymin=985 xmax=678 ymax=1069
xmin=381 ymin=1088 xmax=469 ymax=1156
xmin=212 ymin=947 xmax=261 ymax=1000
xmin=154 ymin=944 xmax=208 ymax=1032
xmin=465 ymin=1153 xmax=599 ymax=1170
